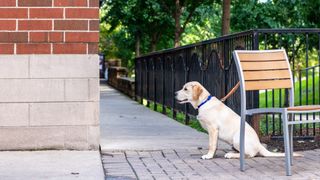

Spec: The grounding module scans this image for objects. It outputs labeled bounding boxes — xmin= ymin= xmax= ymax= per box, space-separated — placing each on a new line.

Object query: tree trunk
xmin=135 ymin=33 xmax=140 ymax=57
xmin=221 ymin=0 xmax=231 ymax=35
xmin=150 ymin=39 xmax=157 ymax=52
xmin=174 ymin=0 xmax=182 ymax=47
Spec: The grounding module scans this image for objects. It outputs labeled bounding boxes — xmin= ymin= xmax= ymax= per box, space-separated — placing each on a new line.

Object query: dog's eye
xmin=184 ymin=87 xmax=187 ymax=91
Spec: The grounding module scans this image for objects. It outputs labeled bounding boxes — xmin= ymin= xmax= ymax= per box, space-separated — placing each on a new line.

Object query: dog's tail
xmin=258 ymin=144 xmax=303 ymax=157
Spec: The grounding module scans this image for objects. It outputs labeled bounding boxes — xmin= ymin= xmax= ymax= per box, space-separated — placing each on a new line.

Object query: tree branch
xmin=180 ymin=6 xmax=197 ymax=34
xmin=158 ymin=0 xmax=171 ymax=15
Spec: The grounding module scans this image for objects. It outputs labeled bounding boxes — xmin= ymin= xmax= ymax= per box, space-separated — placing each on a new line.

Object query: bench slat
xmin=241 ymin=61 xmax=289 ymax=70
xmin=243 ymin=69 xmax=291 ymax=81
xmin=245 ymin=79 xmax=292 ymax=90
xmin=238 ymin=51 xmax=286 ymax=61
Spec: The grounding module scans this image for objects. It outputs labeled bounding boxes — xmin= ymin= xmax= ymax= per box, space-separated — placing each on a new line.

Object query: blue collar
xmin=197 ymin=95 xmax=212 ymax=109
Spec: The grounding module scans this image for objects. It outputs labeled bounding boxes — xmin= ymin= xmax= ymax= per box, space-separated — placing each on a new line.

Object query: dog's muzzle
xmin=175 ymin=91 xmax=188 ymax=104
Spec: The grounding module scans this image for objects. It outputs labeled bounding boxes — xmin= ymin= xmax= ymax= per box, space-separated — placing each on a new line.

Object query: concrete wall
xmin=0 ymin=0 xmax=100 ymax=150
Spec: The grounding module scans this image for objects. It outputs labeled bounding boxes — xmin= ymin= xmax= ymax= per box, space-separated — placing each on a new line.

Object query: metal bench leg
xmin=282 ymin=111 xmax=292 ymax=176
xmin=240 ymin=115 xmax=246 ymax=171
xmin=289 ymin=124 xmax=293 ymax=166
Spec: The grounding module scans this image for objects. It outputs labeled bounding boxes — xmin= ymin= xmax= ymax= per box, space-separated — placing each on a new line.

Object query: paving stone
xmin=102 ymin=149 xmax=320 ymax=180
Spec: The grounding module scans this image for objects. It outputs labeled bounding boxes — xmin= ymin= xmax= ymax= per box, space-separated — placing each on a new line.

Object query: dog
xmin=175 ymin=81 xmax=300 ymax=159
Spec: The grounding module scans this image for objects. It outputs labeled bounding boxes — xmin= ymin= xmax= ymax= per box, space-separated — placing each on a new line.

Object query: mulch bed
xmin=261 ymin=136 xmax=320 ymax=152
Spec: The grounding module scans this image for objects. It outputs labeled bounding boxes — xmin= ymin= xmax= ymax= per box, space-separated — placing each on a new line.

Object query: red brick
xmin=53 ymin=43 xmax=87 ymax=54
xmin=88 ymin=43 xmax=98 ymax=54
xmin=30 ymin=32 xmax=63 ymax=43
xmin=89 ymin=20 xmax=99 ymax=31
xmin=65 ymin=32 xmax=99 ymax=43
xmin=0 ymin=20 xmax=16 ymax=30
xmin=18 ymin=0 xmax=52 ymax=7
xmin=0 ymin=8 xmax=28 ymax=18
xmin=30 ymin=32 xmax=47 ymax=42
xmin=30 ymin=8 xmax=63 ymax=18
xmin=54 ymin=0 xmax=87 ymax=6
xmin=17 ymin=44 xmax=51 ymax=54
xmin=0 ymin=0 xmax=16 ymax=6
xmin=49 ymin=32 xmax=64 ymax=42
xmin=54 ymin=20 xmax=88 ymax=30
xmin=89 ymin=0 xmax=99 ymax=7
xmin=0 ymin=32 xmax=28 ymax=43
xmin=65 ymin=8 xmax=99 ymax=19
xmin=18 ymin=20 xmax=52 ymax=30
xmin=0 ymin=44 xmax=14 ymax=54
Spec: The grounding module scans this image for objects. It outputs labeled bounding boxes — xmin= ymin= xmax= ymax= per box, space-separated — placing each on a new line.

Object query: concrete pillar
xmin=0 ymin=0 xmax=100 ymax=150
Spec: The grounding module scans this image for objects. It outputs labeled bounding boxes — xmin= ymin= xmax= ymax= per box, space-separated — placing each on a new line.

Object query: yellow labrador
xmin=175 ymin=81 xmax=298 ymax=159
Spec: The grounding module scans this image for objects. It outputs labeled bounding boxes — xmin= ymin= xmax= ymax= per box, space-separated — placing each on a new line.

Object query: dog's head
xmin=175 ymin=81 xmax=210 ymax=109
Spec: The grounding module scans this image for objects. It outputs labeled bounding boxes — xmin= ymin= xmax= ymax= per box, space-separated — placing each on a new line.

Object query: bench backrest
xmin=233 ymin=50 xmax=293 ymax=91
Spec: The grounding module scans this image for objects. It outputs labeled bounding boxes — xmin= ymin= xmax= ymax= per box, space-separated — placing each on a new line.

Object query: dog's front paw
xmin=201 ymin=153 xmax=214 ymax=160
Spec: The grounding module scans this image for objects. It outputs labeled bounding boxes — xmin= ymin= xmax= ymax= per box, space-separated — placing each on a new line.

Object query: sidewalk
xmin=0 ymin=151 xmax=104 ymax=180
xmin=100 ymin=83 xmax=230 ymax=151
xmin=100 ymin=84 xmax=320 ymax=180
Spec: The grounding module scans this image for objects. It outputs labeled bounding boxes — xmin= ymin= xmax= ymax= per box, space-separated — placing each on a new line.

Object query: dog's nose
xmin=175 ymin=91 xmax=178 ymax=96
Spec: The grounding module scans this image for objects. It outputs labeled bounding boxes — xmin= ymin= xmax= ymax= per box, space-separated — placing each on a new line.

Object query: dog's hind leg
xmin=224 ymin=151 xmax=255 ymax=159
xmin=224 ymin=152 xmax=240 ymax=159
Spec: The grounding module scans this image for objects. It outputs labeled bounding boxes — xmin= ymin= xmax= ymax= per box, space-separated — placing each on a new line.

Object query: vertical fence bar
xmin=318 ymin=33 xmax=320 ymax=136
xmin=153 ymin=58 xmax=157 ymax=111
xmin=134 ymin=59 xmax=138 ymax=101
xmin=264 ymin=33 xmax=269 ymax=135
xmin=146 ymin=59 xmax=150 ymax=107
xmin=185 ymin=72 xmax=190 ymax=124
xmin=172 ymin=57 xmax=176 ymax=119
xmin=162 ymin=57 xmax=166 ymax=114
xmin=299 ymin=70 xmax=303 ymax=135
xmin=306 ymin=33 xmax=309 ymax=136
xmin=140 ymin=59 xmax=143 ymax=104
xmin=278 ymin=33 xmax=283 ymax=135
xmin=292 ymin=33 xmax=296 ymax=135
xmin=312 ymin=68 xmax=315 ymax=135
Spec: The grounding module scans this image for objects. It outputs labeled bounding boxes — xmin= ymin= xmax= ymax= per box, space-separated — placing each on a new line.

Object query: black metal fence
xmin=135 ymin=29 xmax=320 ymax=138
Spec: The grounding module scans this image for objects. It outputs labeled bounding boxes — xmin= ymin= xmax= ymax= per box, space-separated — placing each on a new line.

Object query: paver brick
xmin=102 ymin=149 xmax=320 ymax=180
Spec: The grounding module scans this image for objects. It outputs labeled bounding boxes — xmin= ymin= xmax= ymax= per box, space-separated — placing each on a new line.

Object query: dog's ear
xmin=192 ymin=85 xmax=203 ymax=101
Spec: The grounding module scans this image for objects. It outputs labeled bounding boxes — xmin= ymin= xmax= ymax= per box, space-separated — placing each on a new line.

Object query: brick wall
xmin=0 ymin=0 xmax=100 ymax=150
xmin=0 ymin=0 xmax=99 ymax=54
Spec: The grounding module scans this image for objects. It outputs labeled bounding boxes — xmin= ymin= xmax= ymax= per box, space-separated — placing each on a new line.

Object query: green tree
xmin=159 ymin=0 xmax=216 ymax=47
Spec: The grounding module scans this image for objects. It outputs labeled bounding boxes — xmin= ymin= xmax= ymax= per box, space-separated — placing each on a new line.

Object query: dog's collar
xmin=197 ymin=95 xmax=212 ymax=109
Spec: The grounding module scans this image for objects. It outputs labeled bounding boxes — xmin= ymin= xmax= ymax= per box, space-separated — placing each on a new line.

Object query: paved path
xmin=100 ymin=84 xmax=320 ymax=179
xmin=0 ymin=151 xmax=104 ymax=180
xmin=100 ymin=84 xmax=228 ymax=151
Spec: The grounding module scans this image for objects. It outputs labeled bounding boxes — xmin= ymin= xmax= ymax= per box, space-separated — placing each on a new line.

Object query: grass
xmin=259 ymin=74 xmax=319 ymax=108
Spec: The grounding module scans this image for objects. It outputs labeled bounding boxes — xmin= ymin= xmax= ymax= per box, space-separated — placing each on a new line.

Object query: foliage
xmin=100 ymin=0 xmax=320 ymax=70
xmin=181 ymin=3 xmax=222 ymax=45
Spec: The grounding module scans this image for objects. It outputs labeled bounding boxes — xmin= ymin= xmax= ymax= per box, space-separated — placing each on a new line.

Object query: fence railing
xmin=135 ymin=28 xmax=320 ymax=138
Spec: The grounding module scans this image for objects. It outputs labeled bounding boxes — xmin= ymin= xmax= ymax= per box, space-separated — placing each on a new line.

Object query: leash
xmin=220 ymin=82 xmax=240 ymax=102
